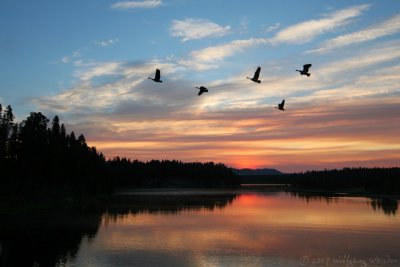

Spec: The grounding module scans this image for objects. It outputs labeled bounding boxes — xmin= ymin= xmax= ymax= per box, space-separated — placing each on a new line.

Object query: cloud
xmin=86 ymin=99 xmax=400 ymax=172
xmin=111 ymin=0 xmax=163 ymax=9
xmin=40 ymin=39 xmax=400 ymax=115
xmin=263 ymin=23 xmax=281 ymax=33
xmin=318 ymin=40 xmax=400 ymax=78
xmin=73 ymin=61 xmax=123 ymax=81
xmin=272 ymin=4 xmax=370 ymax=44
xmin=177 ymin=40 xmax=400 ymax=115
xmin=170 ymin=18 xmax=231 ymax=42
xmin=307 ymin=15 xmax=400 ymax=53
xmin=33 ymin=60 xmax=187 ymax=113
xmin=95 ymin=38 xmax=120 ymax=47
xmin=177 ymin=5 xmax=371 ymax=70
xmin=179 ymin=38 xmax=268 ymax=70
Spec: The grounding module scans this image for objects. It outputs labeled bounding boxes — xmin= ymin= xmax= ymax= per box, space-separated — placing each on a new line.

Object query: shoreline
xmin=287 ymin=187 xmax=400 ymax=201
xmin=1 ymin=185 xmax=399 ymax=217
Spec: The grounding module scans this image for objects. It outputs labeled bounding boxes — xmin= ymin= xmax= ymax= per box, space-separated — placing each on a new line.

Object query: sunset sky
xmin=1 ymin=0 xmax=399 ymax=172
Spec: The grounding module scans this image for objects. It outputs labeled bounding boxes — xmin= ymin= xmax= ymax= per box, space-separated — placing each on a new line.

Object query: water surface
xmin=1 ymin=189 xmax=399 ymax=267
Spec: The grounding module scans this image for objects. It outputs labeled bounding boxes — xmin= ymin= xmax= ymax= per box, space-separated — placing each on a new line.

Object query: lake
xmin=1 ymin=187 xmax=399 ymax=267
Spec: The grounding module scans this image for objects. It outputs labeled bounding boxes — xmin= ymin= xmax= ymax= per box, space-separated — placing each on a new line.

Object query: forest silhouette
xmin=240 ymin=167 xmax=400 ymax=194
xmin=0 ymin=103 xmax=240 ymax=200
xmin=288 ymin=167 xmax=400 ymax=193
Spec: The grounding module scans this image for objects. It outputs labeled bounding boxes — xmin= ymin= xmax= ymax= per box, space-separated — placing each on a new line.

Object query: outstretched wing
xmin=253 ymin=66 xmax=261 ymax=80
xmin=303 ymin=64 xmax=312 ymax=72
xmin=155 ymin=69 xmax=161 ymax=80
xmin=281 ymin=99 xmax=285 ymax=107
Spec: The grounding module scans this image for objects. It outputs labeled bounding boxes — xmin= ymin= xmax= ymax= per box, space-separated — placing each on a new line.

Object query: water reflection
xmin=371 ymin=198 xmax=398 ymax=216
xmin=108 ymin=191 xmax=238 ymax=213
xmin=0 ymin=211 xmax=102 ymax=267
xmin=289 ymin=191 xmax=399 ymax=216
xmin=0 ymin=192 xmax=237 ymax=267
xmin=1 ymin=190 xmax=399 ymax=267
xmin=103 ymin=192 xmax=238 ymax=224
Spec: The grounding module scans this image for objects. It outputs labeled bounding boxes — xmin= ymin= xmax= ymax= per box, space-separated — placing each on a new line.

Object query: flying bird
xmin=148 ymin=69 xmax=162 ymax=82
xmin=296 ymin=64 xmax=312 ymax=77
xmin=196 ymin=86 xmax=208 ymax=96
xmin=247 ymin=66 xmax=261 ymax=83
xmin=275 ymin=99 xmax=285 ymax=111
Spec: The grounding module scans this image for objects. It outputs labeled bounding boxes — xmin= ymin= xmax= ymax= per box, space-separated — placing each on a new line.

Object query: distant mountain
xmin=232 ymin=168 xmax=283 ymax=176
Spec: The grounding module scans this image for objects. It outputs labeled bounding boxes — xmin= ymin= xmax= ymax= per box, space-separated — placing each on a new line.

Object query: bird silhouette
xmin=196 ymin=86 xmax=208 ymax=96
xmin=247 ymin=66 xmax=261 ymax=83
xmin=148 ymin=69 xmax=162 ymax=82
xmin=275 ymin=99 xmax=285 ymax=111
xmin=296 ymin=64 xmax=312 ymax=77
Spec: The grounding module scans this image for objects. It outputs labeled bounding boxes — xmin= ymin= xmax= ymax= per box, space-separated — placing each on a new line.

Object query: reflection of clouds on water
xmin=81 ymin=192 xmax=400 ymax=267
xmin=1 ymin=191 xmax=400 ymax=267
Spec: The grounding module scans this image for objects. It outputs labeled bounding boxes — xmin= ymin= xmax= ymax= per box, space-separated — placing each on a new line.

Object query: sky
xmin=1 ymin=0 xmax=400 ymax=172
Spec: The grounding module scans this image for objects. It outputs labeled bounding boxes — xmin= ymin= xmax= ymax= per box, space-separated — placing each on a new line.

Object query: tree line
xmin=288 ymin=167 xmax=400 ymax=193
xmin=0 ymin=103 xmax=239 ymax=198
xmin=237 ymin=167 xmax=399 ymax=194
xmin=108 ymin=157 xmax=239 ymax=188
